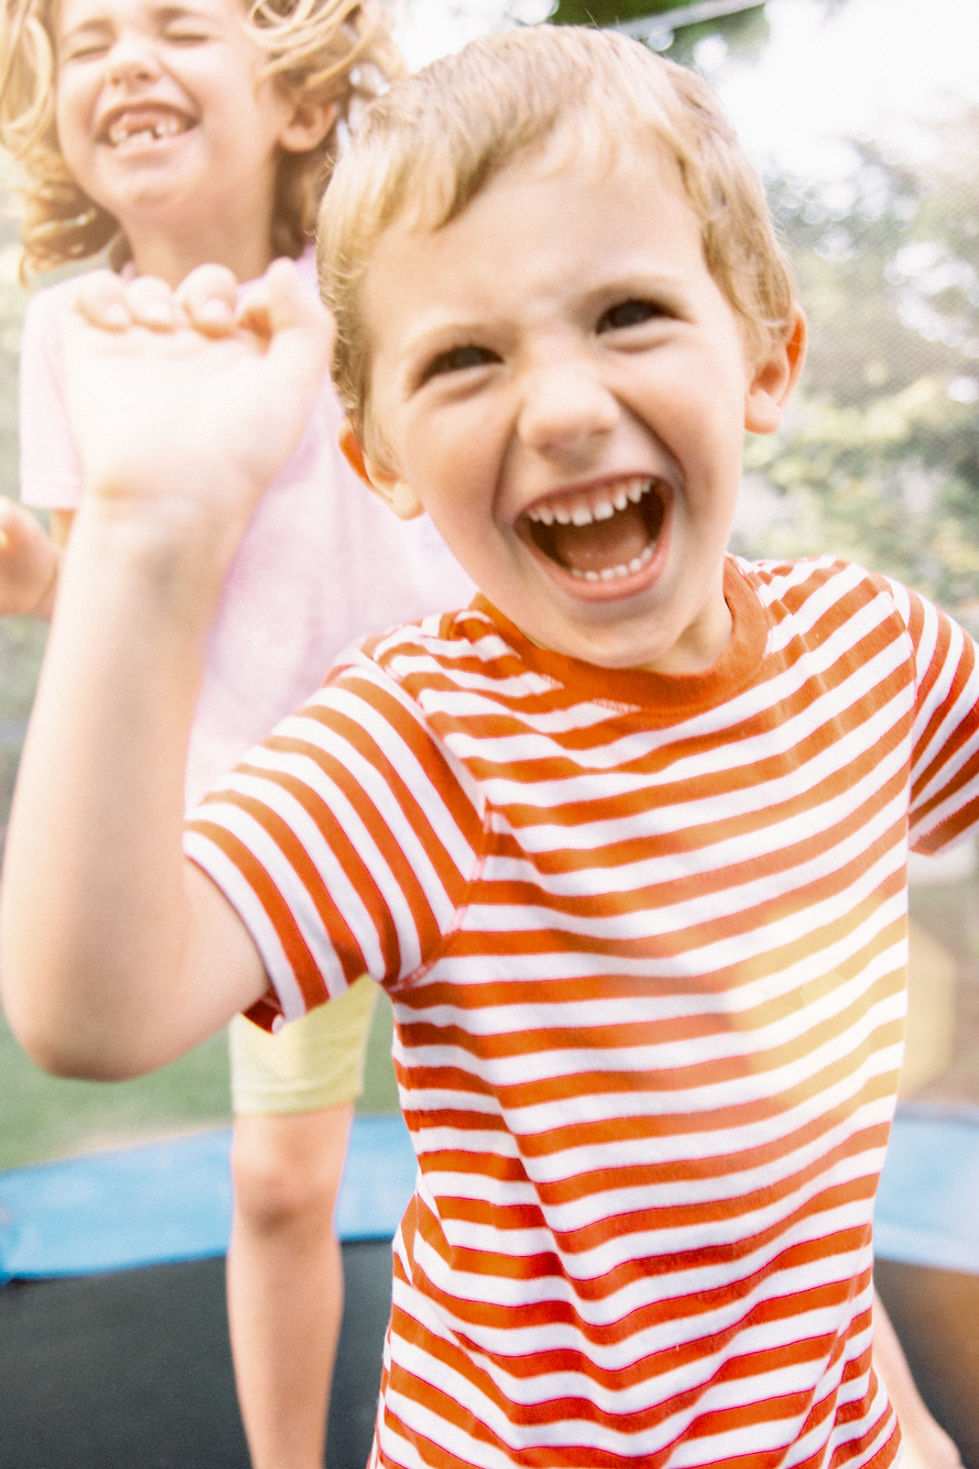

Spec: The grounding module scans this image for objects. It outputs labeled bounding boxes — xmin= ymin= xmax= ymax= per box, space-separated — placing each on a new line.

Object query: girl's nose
xmin=517 ymin=360 xmax=619 ymax=460
xmin=106 ymin=33 xmax=161 ymax=85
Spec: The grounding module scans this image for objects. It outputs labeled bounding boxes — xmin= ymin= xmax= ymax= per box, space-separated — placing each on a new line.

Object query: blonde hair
xmin=0 ymin=0 xmax=401 ymax=278
xmin=318 ymin=24 xmax=799 ymax=442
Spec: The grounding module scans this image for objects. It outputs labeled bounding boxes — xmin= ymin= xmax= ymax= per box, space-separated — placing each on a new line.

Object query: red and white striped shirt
xmin=186 ymin=556 xmax=979 ymax=1469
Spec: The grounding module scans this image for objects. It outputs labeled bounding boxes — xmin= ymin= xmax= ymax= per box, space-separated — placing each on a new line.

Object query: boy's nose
xmin=517 ymin=361 xmax=619 ymax=459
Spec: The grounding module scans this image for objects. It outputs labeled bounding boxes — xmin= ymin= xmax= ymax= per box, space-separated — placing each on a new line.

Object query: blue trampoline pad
xmin=2 ymin=1103 xmax=977 ymax=1285
xmin=0 ymin=1111 xmax=416 ymax=1282
xmin=875 ymin=1104 xmax=979 ymax=1276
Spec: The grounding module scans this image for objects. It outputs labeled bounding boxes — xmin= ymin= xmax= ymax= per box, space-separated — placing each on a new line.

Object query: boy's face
xmin=53 ymin=0 xmax=310 ymax=272
xmin=349 ymin=134 xmax=802 ymax=674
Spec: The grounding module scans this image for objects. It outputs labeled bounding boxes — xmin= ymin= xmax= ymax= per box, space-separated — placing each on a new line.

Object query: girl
xmin=0 ymin=2 xmax=472 ymax=1465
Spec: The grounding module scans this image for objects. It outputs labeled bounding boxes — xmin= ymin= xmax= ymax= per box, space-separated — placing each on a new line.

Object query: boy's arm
xmin=0 ymin=261 xmax=332 ymax=1079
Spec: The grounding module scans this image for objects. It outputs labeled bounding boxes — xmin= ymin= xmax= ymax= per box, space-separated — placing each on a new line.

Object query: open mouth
xmin=521 ymin=476 xmax=666 ymax=584
xmin=101 ymin=107 xmax=192 ymax=150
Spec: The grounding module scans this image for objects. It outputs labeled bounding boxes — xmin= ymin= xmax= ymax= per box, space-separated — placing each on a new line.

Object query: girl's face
xmin=53 ymin=0 xmax=304 ymax=280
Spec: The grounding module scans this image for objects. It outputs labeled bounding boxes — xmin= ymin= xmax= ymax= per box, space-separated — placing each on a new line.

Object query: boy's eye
xmin=597 ymin=299 xmax=668 ymax=332
xmin=420 ymin=344 xmax=499 ymax=383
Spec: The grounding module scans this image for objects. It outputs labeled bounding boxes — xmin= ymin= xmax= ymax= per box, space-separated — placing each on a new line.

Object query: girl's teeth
xmin=109 ymin=116 xmax=184 ymax=146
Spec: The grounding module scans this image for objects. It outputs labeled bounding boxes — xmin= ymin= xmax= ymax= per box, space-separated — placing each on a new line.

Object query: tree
xmin=545 ymin=0 xmax=770 ymax=60
xmin=548 ymin=0 xmax=701 ymax=23
xmin=743 ymin=111 xmax=979 ymax=632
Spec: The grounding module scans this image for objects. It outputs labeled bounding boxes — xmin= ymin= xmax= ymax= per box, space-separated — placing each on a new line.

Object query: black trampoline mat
xmin=0 ymin=1240 xmax=391 ymax=1468
xmin=1 ymin=1245 xmax=975 ymax=1468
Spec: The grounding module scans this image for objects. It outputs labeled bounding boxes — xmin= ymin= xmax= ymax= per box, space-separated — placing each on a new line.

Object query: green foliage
xmin=545 ymin=0 xmax=771 ymax=63
xmin=548 ymin=0 xmax=696 ymax=22
xmin=747 ymin=111 xmax=979 ymax=632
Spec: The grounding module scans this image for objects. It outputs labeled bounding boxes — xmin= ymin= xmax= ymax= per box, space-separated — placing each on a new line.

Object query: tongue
xmin=552 ymin=501 xmax=650 ymax=574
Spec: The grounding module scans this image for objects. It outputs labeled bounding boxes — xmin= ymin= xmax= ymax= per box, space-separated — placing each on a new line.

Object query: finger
xmin=175 ymin=263 xmax=238 ymax=336
xmin=238 ymin=257 xmax=334 ymax=350
xmin=125 ymin=275 xmax=180 ymax=331
xmin=71 ymin=270 xmax=132 ymax=330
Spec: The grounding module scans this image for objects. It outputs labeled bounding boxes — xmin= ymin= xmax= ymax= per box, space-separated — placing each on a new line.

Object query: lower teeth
xmin=570 ymin=542 xmax=655 ymax=583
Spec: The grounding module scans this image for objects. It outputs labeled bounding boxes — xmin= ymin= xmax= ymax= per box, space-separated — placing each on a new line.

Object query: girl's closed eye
xmin=60 ymin=31 xmax=111 ymax=62
xmin=163 ymin=20 xmax=214 ymax=43
xmin=420 ymin=343 xmax=500 ymax=384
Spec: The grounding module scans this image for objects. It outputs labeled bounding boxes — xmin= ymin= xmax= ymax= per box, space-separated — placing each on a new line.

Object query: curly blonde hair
xmin=0 ymin=0 xmax=401 ymax=279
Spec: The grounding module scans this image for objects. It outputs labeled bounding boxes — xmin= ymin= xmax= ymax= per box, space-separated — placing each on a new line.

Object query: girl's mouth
xmin=101 ymin=107 xmax=192 ymax=151
xmin=521 ymin=476 xmax=666 ymax=584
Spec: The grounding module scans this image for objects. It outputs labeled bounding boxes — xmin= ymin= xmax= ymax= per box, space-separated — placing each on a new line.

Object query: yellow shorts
xmin=229 ymin=973 xmax=377 ymax=1116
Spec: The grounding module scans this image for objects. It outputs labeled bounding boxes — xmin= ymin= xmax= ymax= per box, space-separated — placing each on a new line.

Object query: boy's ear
xmin=744 ymin=308 xmax=807 ymax=435
xmin=339 ymin=419 xmax=423 ymax=520
xmin=278 ymin=98 xmax=338 ymax=155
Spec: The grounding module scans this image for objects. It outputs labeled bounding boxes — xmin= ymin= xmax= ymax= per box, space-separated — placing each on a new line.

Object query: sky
xmin=395 ymin=0 xmax=979 ymax=175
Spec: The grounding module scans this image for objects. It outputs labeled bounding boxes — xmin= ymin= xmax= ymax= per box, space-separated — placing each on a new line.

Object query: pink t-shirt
xmin=18 ymin=250 xmax=474 ymax=803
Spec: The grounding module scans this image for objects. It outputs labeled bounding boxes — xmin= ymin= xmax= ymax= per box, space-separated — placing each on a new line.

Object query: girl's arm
xmin=0 ymin=500 xmax=59 ymax=617
xmin=0 ymin=261 xmax=332 ymax=1079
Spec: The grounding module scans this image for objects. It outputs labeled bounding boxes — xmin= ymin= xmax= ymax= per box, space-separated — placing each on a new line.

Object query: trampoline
xmin=1 ymin=1106 xmax=977 ymax=1467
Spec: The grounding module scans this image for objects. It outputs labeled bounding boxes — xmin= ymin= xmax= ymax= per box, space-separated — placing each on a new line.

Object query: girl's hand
xmin=0 ymin=500 xmax=59 ymax=618
xmin=61 ymin=259 xmax=333 ymax=553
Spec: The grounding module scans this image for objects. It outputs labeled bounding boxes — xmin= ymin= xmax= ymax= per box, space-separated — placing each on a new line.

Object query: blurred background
xmin=1 ymin=0 xmax=977 ymax=1166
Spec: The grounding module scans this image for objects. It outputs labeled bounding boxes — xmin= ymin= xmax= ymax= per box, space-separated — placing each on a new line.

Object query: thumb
xmin=240 ymin=256 xmax=335 ymax=357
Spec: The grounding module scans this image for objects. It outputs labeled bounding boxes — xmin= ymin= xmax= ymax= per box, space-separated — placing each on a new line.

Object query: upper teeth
xmin=108 ymin=113 xmax=185 ymax=146
xmin=527 ymin=477 xmax=652 ymax=528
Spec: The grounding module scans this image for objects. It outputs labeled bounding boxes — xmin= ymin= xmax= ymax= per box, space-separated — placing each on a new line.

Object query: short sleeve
xmin=183 ymin=655 xmax=483 ymax=1028
xmin=895 ymin=578 xmax=979 ymax=853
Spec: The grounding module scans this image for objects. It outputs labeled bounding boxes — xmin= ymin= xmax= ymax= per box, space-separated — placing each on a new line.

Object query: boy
xmin=2 ymin=24 xmax=974 ymax=1469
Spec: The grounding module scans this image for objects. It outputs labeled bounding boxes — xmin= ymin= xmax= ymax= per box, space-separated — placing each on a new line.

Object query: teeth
xmin=527 ymin=477 xmax=653 ymax=528
xmin=107 ymin=113 xmax=186 ymax=146
xmin=571 ymin=542 xmax=656 ymax=583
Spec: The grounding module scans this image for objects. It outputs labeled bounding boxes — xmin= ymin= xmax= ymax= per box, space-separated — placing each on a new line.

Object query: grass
xmin=0 ymin=995 xmax=399 ymax=1173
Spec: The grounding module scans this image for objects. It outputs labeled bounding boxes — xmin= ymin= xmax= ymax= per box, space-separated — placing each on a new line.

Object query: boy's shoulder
xmin=340 ymin=602 xmax=499 ymax=673
xmin=737 ymin=551 xmax=910 ymax=619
